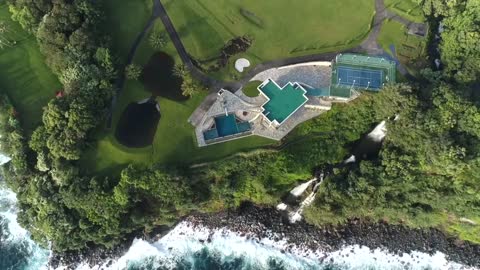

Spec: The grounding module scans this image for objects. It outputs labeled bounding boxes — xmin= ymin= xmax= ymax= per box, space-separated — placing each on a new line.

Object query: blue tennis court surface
xmin=337 ymin=67 xmax=383 ymax=90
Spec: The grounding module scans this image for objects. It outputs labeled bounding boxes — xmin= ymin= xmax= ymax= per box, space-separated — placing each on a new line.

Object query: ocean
xmin=0 ymin=181 xmax=50 ymax=270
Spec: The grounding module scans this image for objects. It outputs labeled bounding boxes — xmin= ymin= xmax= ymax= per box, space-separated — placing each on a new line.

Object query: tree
xmin=413 ymin=0 xmax=480 ymax=85
xmin=125 ymin=64 xmax=142 ymax=80
xmin=173 ymin=64 xmax=206 ymax=97
xmin=439 ymin=0 xmax=480 ymax=84
xmin=412 ymin=0 xmax=465 ymax=17
xmin=0 ymin=21 xmax=16 ymax=49
xmin=114 ymin=165 xmax=191 ymax=209
xmin=8 ymin=0 xmax=52 ymax=33
xmin=149 ymin=31 xmax=167 ymax=50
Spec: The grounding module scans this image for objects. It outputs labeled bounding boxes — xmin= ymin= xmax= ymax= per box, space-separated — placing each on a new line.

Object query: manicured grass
xmin=242 ymin=81 xmax=261 ymax=97
xmin=0 ymin=5 xmax=61 ymax=133
xmin=100 ymin=0 xmax=152 ymax=63
xmin=82 ymin=86 xmax=275 ymax=175
xmin=384 ymin=0 xmax=425 ymax=23
xmin=377 ymin=20 xmax=427 ymax=75
xmin=163 ymin=0 xmax=375 ymax=80
xmin=82 ymin=19 xmax=275 ymax=175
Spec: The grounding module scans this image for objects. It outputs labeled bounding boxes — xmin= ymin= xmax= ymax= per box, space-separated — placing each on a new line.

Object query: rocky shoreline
xmin=49 ymin=202 xmax=480 ymax=269
xmin=186 ymin=202 xmax=480 ymax=267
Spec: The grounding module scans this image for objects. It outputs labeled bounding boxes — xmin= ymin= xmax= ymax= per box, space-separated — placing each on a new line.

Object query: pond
xmin=141 ymin=52 xmax=185 ymax=101
xmin=115 ymin=99 xmax=161 ymax=148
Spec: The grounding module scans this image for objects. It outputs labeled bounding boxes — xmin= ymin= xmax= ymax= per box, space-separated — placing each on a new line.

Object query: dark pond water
xmin=141 ymin=52 xmax=185 ymax=101
xmin=115 ymin=100 xmax=161 ymax=148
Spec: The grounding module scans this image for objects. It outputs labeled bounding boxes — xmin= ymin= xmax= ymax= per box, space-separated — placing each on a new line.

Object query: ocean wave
xmin=0 ymin=183 xmax=50 ymax=270
xmin=79 ymin=221 xmax=475 ymax=270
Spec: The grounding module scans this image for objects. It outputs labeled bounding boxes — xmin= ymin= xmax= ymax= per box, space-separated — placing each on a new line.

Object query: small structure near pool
xmin=192 ymin=54 xmax=396 ymax=147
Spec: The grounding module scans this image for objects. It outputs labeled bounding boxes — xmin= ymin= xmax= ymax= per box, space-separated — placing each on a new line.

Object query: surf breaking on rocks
xmin=70 ymin=221 xmax=475 ymax=270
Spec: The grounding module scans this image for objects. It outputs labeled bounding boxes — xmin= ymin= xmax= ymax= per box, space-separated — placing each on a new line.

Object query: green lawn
xmin=163 ymin=0 xmax=375 ymax=80
xmin=377 ymin=19 xmax=427 ymax=76
xmin=384 ymin=0 xmax=425 ymax=23
xmin=0 ymin=4 xmax=61 ymax=133
xmin=82 ymin=19 xmax=275 ymax=175
xmin=242 ymin=81 xmax=261 ymax=97
xmin=101 ymin=0 xmax=152 ymax=63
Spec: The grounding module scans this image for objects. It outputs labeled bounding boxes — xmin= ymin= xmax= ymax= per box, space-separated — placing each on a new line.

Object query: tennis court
xmin=336 ymin=66 xmax=383 ymax=89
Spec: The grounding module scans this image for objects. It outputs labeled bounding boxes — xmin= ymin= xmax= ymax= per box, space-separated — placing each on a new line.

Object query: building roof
xmin=258 ymin=79 xmax=308 ymax=125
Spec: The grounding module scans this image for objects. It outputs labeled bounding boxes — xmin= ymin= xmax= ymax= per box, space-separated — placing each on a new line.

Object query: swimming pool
xmin=203 ymin=114 xmax=252 ymax=141
xmin=215 ymin=114 xmax=238 ymax=137
xmin=258 ymin=80 xmax=308 ymax=125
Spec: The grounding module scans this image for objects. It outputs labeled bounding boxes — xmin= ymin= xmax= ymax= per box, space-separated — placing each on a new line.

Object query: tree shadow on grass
xmin=141 ymin=52 xmax=186 ymax=101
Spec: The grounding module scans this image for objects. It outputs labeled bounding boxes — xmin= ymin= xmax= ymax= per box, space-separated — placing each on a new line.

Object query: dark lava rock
xmin=49 ymin=203 xmax=480 ymax=268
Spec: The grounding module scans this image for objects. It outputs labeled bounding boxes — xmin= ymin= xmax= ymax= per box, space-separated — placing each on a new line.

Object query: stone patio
xmin=251 ymin=100 xmax=331 ymax=141
xmin=190 ymin=62 xmax=362 ymax=147
xmin=194 ymin=90 xmax=263 ymax=147
xmin=250 ymin=62 xmax=332 ymax=89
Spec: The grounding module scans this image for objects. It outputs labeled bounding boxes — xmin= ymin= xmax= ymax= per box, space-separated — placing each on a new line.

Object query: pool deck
xmin=194 ymin=90 xmax=262 ymax=146
xmin=191 ymin=60 xmax=363 ymax=147
xmin=251 ymin=63 xmax=332 ymax=90
xmin=251 ymin=97 xmax=333 ymax=140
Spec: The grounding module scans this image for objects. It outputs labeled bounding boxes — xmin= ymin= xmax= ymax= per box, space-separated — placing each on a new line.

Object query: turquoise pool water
xmin=215 ymin=114 xmax=238 ymax=137
xmin=203 ymin=114 xmax=251 ymax=141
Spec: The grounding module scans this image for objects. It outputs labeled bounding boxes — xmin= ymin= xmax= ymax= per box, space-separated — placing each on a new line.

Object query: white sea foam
xmin=74 ymin=221 xmax=477 ymax=270
xmin=0 ymin=186 xmax=28 ymax=240
xmin=0 ymin=181 xmax=50 ymax=270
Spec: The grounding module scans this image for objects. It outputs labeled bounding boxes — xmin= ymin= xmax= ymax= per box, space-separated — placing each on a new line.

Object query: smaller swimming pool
xmin=215 ymin=114 xmax=238 ymax=137
xmin=203 ymin=114 xmax=252 ymax=141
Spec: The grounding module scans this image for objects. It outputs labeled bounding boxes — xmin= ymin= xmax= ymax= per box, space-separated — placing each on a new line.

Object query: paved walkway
xmin=355 ymin=0 xmax=389 ymax=55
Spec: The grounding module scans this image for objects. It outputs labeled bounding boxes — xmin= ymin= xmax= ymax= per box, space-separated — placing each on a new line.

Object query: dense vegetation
xmin=0 ymin=0 xmax=478 ymax=253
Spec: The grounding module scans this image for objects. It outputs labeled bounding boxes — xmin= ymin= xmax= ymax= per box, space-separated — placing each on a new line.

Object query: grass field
xmin=384 ymin=0 xmax=425 ymax=23
xmin=163 ymin=0 xmax=375 ymax=80
xmin=242 ymin=81 xmax=261 ymax=97
xmin=0 ymin=5 xmax=61 ymax=133
xmin=82 ymin=19 xmax=275 ymax=175
xmin=377 ymin=20 xmax=427 ymax=76
xmin=100 ymin=0 xmax=152 ymax=63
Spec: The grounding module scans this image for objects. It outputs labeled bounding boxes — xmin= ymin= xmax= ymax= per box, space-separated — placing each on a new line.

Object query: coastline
xmin=49 ymin=202 xmax=480 ymax=269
